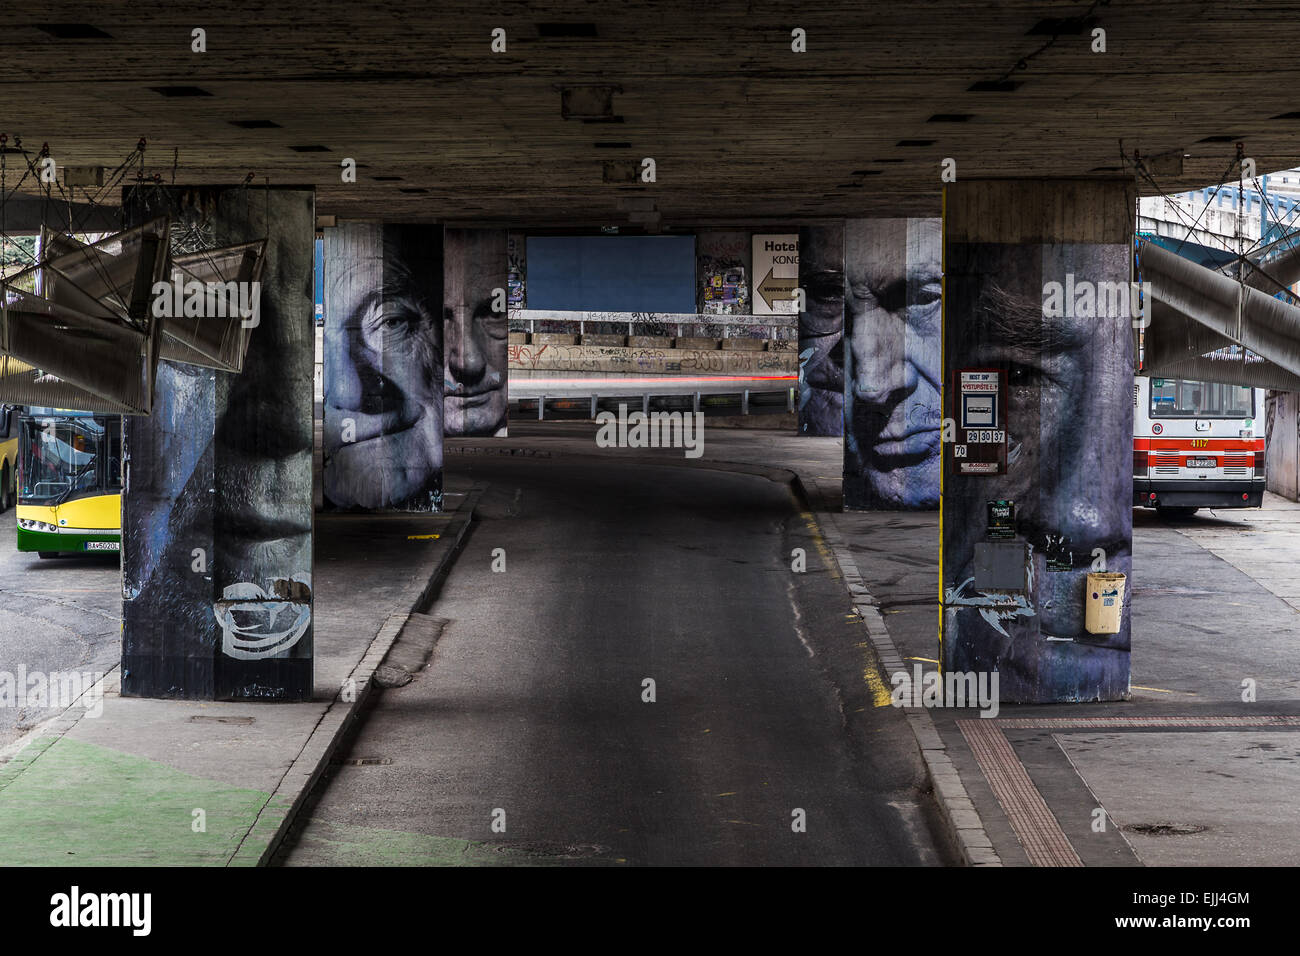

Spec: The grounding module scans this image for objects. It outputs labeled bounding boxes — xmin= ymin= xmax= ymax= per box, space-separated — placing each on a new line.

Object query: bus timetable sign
xmin=950 ymin=369 xmax=1008 ymax=476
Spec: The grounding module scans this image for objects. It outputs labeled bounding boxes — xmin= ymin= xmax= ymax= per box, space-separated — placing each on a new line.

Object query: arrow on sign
xmin=758 ymin=268 xmax=798 ymax=310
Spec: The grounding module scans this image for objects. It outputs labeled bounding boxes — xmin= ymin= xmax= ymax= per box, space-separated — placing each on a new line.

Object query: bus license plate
xmin=1187 ymin=457 xmax=1217 ymax=468
xmin=84 ymin=541 xmax=120 ymax=552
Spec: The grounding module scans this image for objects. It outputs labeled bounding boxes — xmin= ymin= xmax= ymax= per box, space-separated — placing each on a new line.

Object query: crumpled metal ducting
xmin=0 ymin=219 xmax=169 ymax=414
xmin=40 ymin=227 xmax=265 ymax=373
xmin=165 ymin=239 xmax=266 ymax=371
xmin=1239 ymin=234 xmax=1300 ymax=297
xmin=1139 ymin=237 xmax=1300 ymax=389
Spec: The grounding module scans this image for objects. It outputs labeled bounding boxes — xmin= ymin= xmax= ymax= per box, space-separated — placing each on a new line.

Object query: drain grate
xmin=1123 ymin=823 xmax=1207 ymax=836
xmin=188 ymin=715 xmax=254 ymax=725
xmin=331 ymin=756 xmax=393 ymax=766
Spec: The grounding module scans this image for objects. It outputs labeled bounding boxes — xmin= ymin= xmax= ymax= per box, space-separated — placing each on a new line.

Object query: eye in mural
xmin=323 ymin=223 xmax=444 ymax=511
xmin=797 ymin=224 xmax=845 ymax=437
xmin=443 ymin=229 xmax=509 ymax=439
xmin=843 ymin=218 xmax=943 ymax=510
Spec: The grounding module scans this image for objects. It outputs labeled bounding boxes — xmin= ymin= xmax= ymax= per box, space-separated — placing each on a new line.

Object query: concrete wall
xmin=1267 ymin=390 xmax=1300 ymax=500
xmin=508 ymin=339 xmax=795 ymax=377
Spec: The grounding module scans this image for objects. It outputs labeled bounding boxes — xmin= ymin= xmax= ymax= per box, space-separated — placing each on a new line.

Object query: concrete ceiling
xmin=3 ymin=1 xmax=1300 ymax=228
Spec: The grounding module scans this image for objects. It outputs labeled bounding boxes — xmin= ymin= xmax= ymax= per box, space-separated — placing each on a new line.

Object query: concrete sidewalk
xmin=0 ymin=480 xmax=478 ymax=867
xmin=475 ymin=421 xmax=1300 ymax=867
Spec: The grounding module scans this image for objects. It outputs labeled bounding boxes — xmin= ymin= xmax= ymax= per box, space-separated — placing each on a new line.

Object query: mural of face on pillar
xmin=944 ymin=241 xmax=1133 ymax=700
xmin=324 ymin=224 xmax=444 ymax=511
xmin=844 ymin=219 xmax=942 ymax=509
xmin=797 ymin=224 xmax=845 ymax=436
xmin=120 ymin=186 xmax=315 ymax=697
xmin=443 ymin=229 xmax=509 ymax=438
xmin=212 ymin=198 xmax=314 ymax=651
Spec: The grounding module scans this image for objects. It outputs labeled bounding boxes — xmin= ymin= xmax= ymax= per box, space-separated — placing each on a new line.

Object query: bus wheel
xmin=0 ymin=462 xmax=8 ymax=511
xmin=1157 ymin=506 xmax=1199 ymax=519
xmin=37 ymin=551 xmax=59 ymax=559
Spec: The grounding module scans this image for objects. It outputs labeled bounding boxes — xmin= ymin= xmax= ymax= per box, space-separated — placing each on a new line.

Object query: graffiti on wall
xmin=507 ymin=230 xmax=526 ymax=308
xmin=696 ymin=231 xmax=751 ymax=317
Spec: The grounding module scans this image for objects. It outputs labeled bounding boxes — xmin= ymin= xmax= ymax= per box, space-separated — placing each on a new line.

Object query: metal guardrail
xmin=508 ymin=374 xmax=797 ymax=420
xmin=508 ymin=308 xmax=798 ymax=340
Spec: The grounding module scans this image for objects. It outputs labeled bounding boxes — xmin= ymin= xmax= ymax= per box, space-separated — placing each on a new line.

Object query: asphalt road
xmin=278 ymin=454 xmax=954 ymax=866
xmin=0 ymin=507 xmax=121 ymax=751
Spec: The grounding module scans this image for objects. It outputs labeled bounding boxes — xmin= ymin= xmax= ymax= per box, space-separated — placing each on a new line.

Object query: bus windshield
xmin=1149 ymin=378 xmax=1255 ymax=419
xmin=18 ymin=416 xmax=122 ymax=504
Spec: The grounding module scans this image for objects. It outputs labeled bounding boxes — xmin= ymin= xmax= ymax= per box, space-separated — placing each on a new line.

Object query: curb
xmin=786 ymin=474 xmax=1002 ymax=867
xmin=232 ymin=488 xmax=481 ymax=866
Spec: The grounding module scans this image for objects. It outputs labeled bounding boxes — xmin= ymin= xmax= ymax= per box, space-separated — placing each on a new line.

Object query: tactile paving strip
xmin=959 ymin=714 xmax=1300 ymax=866
xmin=958 ymin=719 xmax=1083 ymax=867
xmin=994 ymin=715 xmax=1300 ymax=729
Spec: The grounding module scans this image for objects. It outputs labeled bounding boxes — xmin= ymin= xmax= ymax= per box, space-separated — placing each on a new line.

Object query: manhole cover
xmin=494 ymin=842 xmax=607 ymax=859
xmin=188 ymin=715 xmax=254 ymax=725
xmin=1123 ymin=822 xmax=1207 ymax=836
xmin=331 ymin=756 xmax=393 ymax=766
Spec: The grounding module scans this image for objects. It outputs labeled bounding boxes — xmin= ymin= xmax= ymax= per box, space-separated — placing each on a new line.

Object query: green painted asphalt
xmin=0 ymin=736 xmax=289 ymax=866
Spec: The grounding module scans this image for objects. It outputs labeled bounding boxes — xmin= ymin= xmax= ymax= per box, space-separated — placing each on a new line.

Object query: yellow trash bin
xmin=1085 ymin=572 xmax=1126 ymax=634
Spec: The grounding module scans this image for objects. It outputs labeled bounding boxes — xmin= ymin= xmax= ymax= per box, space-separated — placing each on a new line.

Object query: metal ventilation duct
xmin=164 ymin=239 xmax=266 ymax=371
xmin=1139 ymin=237 xmax=1300 ymax=389
xmin=0 ymin=219 xmax=168 ymax=414
xmin=39 ymin=228 xmax=265 ymax=373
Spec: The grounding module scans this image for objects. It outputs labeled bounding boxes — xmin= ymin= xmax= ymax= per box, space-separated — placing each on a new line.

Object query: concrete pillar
xmin=941 ymin=180 xmax=1135 ymax=704
xmin=842 ymin=218 xmax=942 ymax=510
xmin=797 ymin=222 xmax=845 ymax=436
xmin=121 ymin=186 xmax=315 ymax=700
xmin=444 ymin=229 xmax=509 ymax=438
xmin=322 ymin=223 xmax=444 ymax=512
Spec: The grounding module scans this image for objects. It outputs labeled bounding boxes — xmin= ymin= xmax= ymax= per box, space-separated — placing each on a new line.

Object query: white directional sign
xmin=752 ymin=234 xmax=799 ymax=315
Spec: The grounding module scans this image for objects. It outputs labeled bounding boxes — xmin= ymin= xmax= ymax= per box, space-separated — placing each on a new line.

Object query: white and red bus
xmin=1134 ymin=375 xmax=1266 ymax=517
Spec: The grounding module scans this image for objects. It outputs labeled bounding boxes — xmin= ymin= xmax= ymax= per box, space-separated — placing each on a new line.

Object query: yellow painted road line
xmin=798 ymin=510 xmax=841 ymax=582
xmin=908 ymin=656 xmax=940 ymax=664
xmin=800 ymin=511 xmax=893 ymax=707
xmin=406 ymin=533 xmax=441 ymax=540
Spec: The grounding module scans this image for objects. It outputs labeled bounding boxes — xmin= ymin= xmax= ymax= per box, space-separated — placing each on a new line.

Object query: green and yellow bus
xmin=0 ymin=405 xmax=17 ymax=512
xmin=15 ymin=408 xmax=122 ymax=558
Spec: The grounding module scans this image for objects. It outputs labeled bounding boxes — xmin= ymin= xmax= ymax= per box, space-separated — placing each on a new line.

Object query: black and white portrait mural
xmin=941 ymin=188 xmax=1133 ymax=703
xmin=323 ymin=223 xmax=444 ymax=511
xmin=843 ymin=219 xmax=942 ymax=510
xmin=443 ymin=229 xmax=509 ymax=438
xmin=121 ymin=186 xmax=315 ymax=701
xmin=798 ymin=223 xmax=845 ymax=436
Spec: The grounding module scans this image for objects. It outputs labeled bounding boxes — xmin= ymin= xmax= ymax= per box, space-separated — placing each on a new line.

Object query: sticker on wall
xmin=950 ymin=369 xmax=1007 ymax=475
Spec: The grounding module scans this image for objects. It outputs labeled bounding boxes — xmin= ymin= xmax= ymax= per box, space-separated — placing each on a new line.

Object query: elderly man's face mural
xmin=845 ymin=218 xmax=943 ymax=508
xmin=324 ymin=225 xmax=443 ymax=511
xmin=444 ymin=229 xmax=509 ymax=438
xmin=945 ymin=241 xmax=1133 ymax=662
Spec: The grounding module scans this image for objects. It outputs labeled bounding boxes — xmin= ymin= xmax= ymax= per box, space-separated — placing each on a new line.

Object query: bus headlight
xmin=18 ymin=518 xmax=57 ymax=533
